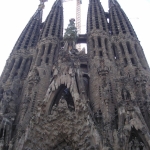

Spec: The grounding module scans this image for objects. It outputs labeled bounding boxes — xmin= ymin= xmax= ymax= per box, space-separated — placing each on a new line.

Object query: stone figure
xmin=122 ymin=88 xmax=131 ymax=101
xmin=58 ymin=98 xmax=68 ymax=111
xmin=128 ymin=141 xmax=133 ymax=150
xmin=28 ymin=68 xmax=40 ymax=85
xmin=8 ymin=141 xmax=13 ymax=150
xmin=0 ymin=140 xmax=4 ymax=150
xmin=2 ymin=89 xmax=16 ymax=114
xmin=97 ymin=60 xmax=109 ymax=76
xmin=140 ymin=142 xmax=145 ymax=149
xmin=125 ymin=111 xmax=131 ymax=125
xmin=134 ymin=68 xmax=141 ymax=87
xmin=95 ymin=110 xmax=102 ymax=124
xmin=133 ymin=137 xmax=140 ymax=150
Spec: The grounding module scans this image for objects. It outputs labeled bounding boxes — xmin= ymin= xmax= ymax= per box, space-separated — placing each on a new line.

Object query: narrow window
xmin=41 ymin=45 xmax=45 ymax=56
xmin=105 ymin=39 xmax=108 ymax=51
xmin=98 ymin=37 xmax=102 ymax=48
xmin=126 ymin=42 xmax=132 ymax=54
xmin=46 ymin=57 xmax=49 ymax=64
xmin=53 ymin=45 xmax=57 ymax=64
xmin=17 ymin=57 xmax=23 ymax=69
xmin=131 ymin=58 xmax=136 ymax=66
xmin=80 ymin=64 xmax=87 ymax=69
xmin=36 ymin=49 xmax=39 ymax=54
xmin=25 ymin=58 xmax=32 ymax=74
xmin=47 ymin=43 xmax=52 ymax=54
xmin=115 ymin=108 xmax=118 ymax=129
xmin=99 ymin=51 xmax=103 ymax=57
xmin=93 ymin=51 xmax=96 ymax=57
xmin=112 ymin=43 xmax=118 ymax=60
xmin=124 ymin=58 xmax=127 ymax=67
xmin=92 ymin=38 xmax=95 ymax=48
xmin=75 ymin=73 xmax=80 ymax=94
xmin=0 ymin=129 xmax=4 ymax=139
xmin=22 ymin=58 xmax=32 ymax=78
xmin=9 ymin=59 xmax=15 ymax=72
xmin=135 ymin=44 xmax=140 ymax=58
xmin=37 ymin=58 xmax=42 ymax=67
xmin=119 ymin=43 xmax=125 ymax=55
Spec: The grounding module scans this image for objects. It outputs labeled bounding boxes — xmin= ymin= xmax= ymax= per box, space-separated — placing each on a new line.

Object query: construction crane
xmin=63 ymin=0 xmax=82 ymax=51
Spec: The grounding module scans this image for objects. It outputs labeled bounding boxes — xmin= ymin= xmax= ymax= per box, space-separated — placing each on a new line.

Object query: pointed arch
xmin=53 ymin=139 xmax=74 ymax=150
xmin=128 ymin=127 xmax=149 ymax=150
xmin=49 ymin=84 xmax=75 ymax=114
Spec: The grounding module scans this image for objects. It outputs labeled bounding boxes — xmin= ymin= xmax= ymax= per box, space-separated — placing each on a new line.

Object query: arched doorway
xmin=49 ymin=85 xmax=75 ymax=113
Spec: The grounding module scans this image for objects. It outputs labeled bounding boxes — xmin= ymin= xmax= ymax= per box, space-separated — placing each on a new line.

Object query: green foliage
xmin=64 ymin=19 xmax=78 ymax=42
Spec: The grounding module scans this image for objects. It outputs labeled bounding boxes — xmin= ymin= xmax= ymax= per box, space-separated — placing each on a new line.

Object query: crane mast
xmin=76 ymin=0 xmax=81 ymax=51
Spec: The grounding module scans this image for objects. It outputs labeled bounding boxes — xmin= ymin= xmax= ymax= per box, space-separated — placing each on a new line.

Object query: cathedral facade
xmin=0 ymin=0 xmax=150 ymax=149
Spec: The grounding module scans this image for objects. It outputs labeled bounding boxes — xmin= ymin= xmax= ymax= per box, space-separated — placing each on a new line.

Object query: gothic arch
xmin=53 ymin=138 xmax=74 ymax=150
xmin=49 ymin=84 xmax=75 ymax=114
xmin=128 ymin=126 xmax=149 ymax=150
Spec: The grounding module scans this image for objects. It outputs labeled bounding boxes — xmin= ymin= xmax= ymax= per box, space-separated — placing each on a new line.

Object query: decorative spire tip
xmin=38 ymin=0 xmax=48 ymax=10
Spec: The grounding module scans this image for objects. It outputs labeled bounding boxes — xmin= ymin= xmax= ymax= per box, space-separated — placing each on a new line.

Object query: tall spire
xmin=87 ymin=0 xmax=109 ymax=33
xmin=39 ymin=0 xmax=63 ymax=40
xmin=109 ymin=0 xmax=137 ymax=37
xmin=13 ymin=1 xmax=45 ymax=51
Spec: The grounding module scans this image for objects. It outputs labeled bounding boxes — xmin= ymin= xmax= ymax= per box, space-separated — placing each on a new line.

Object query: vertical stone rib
xmin=9 ymin=58 xmax=20 ymax=80
xmin=23 ymin=58 xmax=32 ymax=78
xmin=18 ymin=59 xmax=27 ymax=78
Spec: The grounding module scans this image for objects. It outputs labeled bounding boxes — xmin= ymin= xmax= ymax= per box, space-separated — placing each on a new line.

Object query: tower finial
xmin=38 ymin=0 xmax=48 ymax=10
xmin=109 ymin=0 xmax=119 ymax=8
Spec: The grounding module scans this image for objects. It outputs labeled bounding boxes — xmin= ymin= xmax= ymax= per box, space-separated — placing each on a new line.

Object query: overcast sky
xmin=0 ymin=0 xmax=150 ymax=76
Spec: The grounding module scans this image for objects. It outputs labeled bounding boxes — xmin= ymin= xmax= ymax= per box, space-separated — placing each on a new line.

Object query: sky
xmin=0 ymin=0 xmax=150 ymax=76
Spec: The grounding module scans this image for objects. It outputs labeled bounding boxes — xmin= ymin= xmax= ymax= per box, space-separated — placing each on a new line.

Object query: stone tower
xmin=0 ymin=0 xmax=150 ymax=149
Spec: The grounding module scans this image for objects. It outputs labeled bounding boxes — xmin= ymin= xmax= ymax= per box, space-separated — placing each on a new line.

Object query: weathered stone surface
xmin=0 ymin=0 xmax=150 ymax=150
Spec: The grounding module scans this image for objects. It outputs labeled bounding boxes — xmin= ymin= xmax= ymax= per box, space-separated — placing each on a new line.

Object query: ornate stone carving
xmin=128 ymin=137 xmax=147 ymax=150
xmin=121 ymin=88 xmax=131 ymax=102
xmin=134 ymin=68 xmax=148 ymax=100
xmin=1 ymin=89 xmax=16 ymax=115
xmin=97 ymin=60 xmax=109 ymax=76
xmin=8 ymin=141 xmax=13 ymax=150
xmin=28 ymin=68 xmax=40 ymax=85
